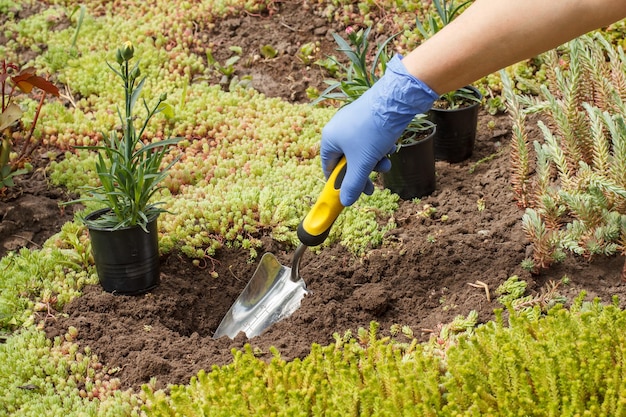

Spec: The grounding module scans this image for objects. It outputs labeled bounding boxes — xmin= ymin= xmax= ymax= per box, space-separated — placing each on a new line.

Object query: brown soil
xmin=4 ymin=1 xmax=626 ymax=392
xmin=0 ymin=156 xmax=78 ymax=257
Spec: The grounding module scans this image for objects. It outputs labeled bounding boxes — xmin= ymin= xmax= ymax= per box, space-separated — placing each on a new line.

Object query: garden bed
xmin=15 ymin=107 xmax=625 ymax=391
xmin=3 ymin=0 xmax=626 ymax=400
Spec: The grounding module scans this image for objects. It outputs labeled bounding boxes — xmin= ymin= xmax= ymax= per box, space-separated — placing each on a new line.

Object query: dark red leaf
xmin=18 ymin=67 xmax=36 ymax=76
xmin=24 ymin=75 xmax=59 ymax=96
xmin=11 ymin=73 xmax=59 ymax=96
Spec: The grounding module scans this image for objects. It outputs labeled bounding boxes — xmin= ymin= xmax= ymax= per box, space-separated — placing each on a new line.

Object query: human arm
xmin=404 ymin=0 xmax=626 ymax=95
xmin=321 ymin=0 xmax=626 ymax=206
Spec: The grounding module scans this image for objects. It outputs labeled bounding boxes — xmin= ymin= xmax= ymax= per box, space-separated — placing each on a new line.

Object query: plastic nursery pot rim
xmin=431 ymin=85 xmax=482 ymax=113
xmin=397 ymin=126 xmax=437 ymax=148
xmin=83 ymin=208 xmax=159 ymax=232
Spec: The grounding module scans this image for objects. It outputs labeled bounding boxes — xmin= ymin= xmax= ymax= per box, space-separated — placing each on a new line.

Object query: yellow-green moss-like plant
xmin=0 ymin=244 xmax=93 ymax=330
xmin=143 ymin=322 xmax=445 ymax=416
xmin=0 ymin=328 xmax=141 ymax=416
xmin=443 ymin=298 xmax=626 ymax=416
xmin=142 ymin=300 xmax=626 ymax=416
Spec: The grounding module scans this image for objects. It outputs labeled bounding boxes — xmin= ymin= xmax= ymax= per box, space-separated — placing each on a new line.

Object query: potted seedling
xmin=429 ymin=86 xmax=482 ymax=162
xmin=416 ymin=0 xmax=483 ymax=163
xmin=67 ymin=42 xmax=181 ymax=295
xmin=313 ymin=26 xmax=437 ymax=200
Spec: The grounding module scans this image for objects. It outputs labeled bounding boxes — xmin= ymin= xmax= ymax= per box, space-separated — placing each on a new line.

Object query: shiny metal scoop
xmin=212 ymin=244 xmax=307 ymax=339
xmin=213 ymin=157 xmax=347 ymax=339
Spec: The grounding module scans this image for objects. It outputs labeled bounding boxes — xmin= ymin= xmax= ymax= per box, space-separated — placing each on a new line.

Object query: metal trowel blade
xmin=213 ymin=252 xmax=307 ymax=339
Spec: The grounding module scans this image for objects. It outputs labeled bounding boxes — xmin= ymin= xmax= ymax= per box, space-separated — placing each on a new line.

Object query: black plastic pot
xmin=382 ymin=127 xmax=436 ymax=200
xmin=429 ymin=86 xmax=481 ymax=163
xmin=85 ymin=209 xmax=160 ymax=295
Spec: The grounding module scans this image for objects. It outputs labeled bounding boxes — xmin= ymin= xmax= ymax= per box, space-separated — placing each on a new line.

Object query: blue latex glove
xmin=320 ymin=54 xmax=439 ymax=206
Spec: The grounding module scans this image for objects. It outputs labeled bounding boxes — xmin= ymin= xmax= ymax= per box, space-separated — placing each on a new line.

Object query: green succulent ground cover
xmin=142 ymin=300 xmax=626 ymax=416
xmin=3 ymin=0 xmax=626 ymax=415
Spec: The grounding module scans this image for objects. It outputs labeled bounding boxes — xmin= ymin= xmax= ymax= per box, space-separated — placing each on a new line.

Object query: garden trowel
xmin=213 ymin=157 xmax=347 ymax=339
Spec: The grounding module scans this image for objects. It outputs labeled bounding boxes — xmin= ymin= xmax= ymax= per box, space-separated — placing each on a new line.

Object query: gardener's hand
xmin=320 ymin=54 xmax=439 ymax=206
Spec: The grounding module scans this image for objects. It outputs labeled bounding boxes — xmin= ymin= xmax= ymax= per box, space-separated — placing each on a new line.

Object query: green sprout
xmin=65 ymin=42 xmax=181 ymax=231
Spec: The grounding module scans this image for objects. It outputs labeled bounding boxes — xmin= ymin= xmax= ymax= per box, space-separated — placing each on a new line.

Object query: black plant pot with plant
xmin=429 ymin=85 xmax=482 ymax=163
xmin=382 ymin=122 xmax=436 ymax=200
xmin=414 ymin=0 xmax=479 ymax=163
xmin=312 ymin=27 xmax=439 ymax=199
xmin=65 ymin=42 xmax=181 ymax=295
xmin=86 ymin=208 xmax=160 ymax=295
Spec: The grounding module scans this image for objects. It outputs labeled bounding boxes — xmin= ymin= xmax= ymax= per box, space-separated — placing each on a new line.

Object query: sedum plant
xmin=66 ymin=42 xmax=181 ymax=232
xmin=504 ymin=33 xmax=626 ymax=275
xmin=0 ymin=328 xmax=141 ymax=416
xmin=443 ymin=298 xmax=626 ymax=415
xmin=144 ymin=321 xmax=445 ymax=416
xmin=143 ymin=302 xmax=626 ymax=416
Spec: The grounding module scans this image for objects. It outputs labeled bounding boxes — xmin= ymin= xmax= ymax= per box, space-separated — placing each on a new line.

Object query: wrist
xmin=369 ymin=54 xmax=439 ymax=133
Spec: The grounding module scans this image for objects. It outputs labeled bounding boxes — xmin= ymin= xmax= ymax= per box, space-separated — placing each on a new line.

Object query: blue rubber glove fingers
xmin=320 ymin=54 xmax=439 ymax=206
xmin=320 ymin=107 xmax=381 ymax=205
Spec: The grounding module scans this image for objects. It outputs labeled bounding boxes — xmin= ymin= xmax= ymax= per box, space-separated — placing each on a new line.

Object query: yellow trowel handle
xmin=297 ymin=157 xmax=346 ymax=247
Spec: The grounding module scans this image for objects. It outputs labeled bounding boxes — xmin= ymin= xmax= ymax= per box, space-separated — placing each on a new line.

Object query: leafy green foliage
xmin=65 ymin=43 xmax=181 ymax=232
xmin=312 ymin=26 xmax=396 ymax=105
xmin=414 ymin=0 xmax=471 ymax=40
xmin=207 ymin=47 xmax=242 ymax=83
xmin=435 ymin=85 xmax=482 ymax=110
xmin=504 ymin=33 xmax=626 ymax=275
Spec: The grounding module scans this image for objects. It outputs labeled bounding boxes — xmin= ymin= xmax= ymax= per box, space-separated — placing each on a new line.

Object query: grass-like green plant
xmin=435 ymin=85 xmax=482 ymax=109
xmin=66 ymin=42 xmax=181 ymax=232
xmin=67 ymin=4 xmax=86 ymax=53
xmin=414 ymin=0 xmax=471 ymax=40
xmin=396 ymin=114 xmax=436 ymax=147
xmin=312 ymin=26 xmax=434 ymax=145
xmin=312 ymin=26 xmax=395 ymax=104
